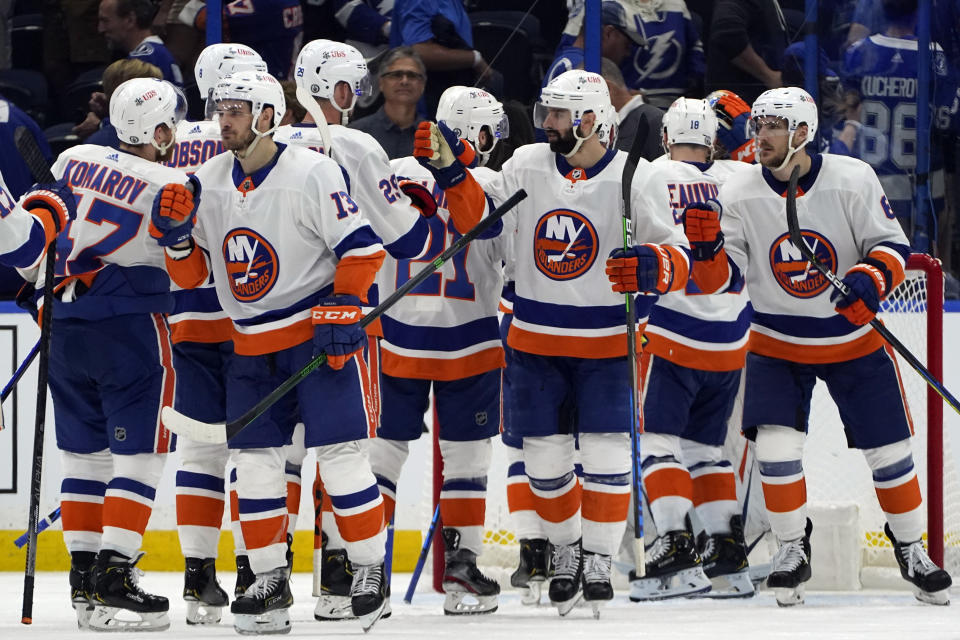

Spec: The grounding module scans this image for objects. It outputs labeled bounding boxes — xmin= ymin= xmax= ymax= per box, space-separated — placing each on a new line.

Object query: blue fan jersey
xmin=226 ymin=0 xmax=304 ymax=80
xmin=623 ymin=0 xmax=704 ymax=103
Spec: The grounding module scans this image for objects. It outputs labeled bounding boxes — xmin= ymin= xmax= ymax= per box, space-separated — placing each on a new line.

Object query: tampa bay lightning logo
xmin=534 ymin=209 xmax=598 ymax=280
xmin=222 ymin=228 xmax=279 ymax=302
xmin=768 ymin=230 xmax=838 ymax=298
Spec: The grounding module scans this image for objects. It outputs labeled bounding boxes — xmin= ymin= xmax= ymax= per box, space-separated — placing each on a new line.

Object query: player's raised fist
xmin=150 ymin=176 xmax=200 ymax=247
xmin=398 ymin=179 xmax=437 ymax=218
xmin=831 ymin=262 xmax=885 ymax=325
xmin=311 ymin=294 xmax=366 ymax=370
xmin=23 ymin=179 xmax=77 ymax=239
xmin=606 ymin=244 xmax=678 ymax=295
xmin=683 ymin=199 xmax=724 ymax=261
xmin=413 ymin=121 xmax=473 ymax=189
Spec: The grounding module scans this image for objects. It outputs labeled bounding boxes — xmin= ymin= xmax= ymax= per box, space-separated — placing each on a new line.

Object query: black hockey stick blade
xmin=785 ymin=165 xmax=960 ymax=416
xmin=14 ymin=127 xmax=56 ymax=184
xmin=162 ymin=188 xmax=529 ymax=443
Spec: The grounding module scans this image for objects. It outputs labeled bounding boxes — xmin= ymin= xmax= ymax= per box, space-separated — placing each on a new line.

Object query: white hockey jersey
xmin=166 ymin=119 xmax=225 ymax=174
xmin=718 ymin=153 xmax=910 ymax=364
xmin=644 ymin=159 xmax=753 ymax=371
xmin=0 ymin=172 xmax=45 ymax=268
xmin=183 ymin=143 xmax=385 ymax=356
xmin=378 ymin=157 xmax=504 ymax=380
xmin=477 ymin=144 xmax=690 ymax=359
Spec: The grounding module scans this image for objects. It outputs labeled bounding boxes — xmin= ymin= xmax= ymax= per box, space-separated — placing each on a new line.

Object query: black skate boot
xmin=69 ymin=551 xmax=96 ymax=629
xmin=89 ymin=551 xmax=170 ymax=632
xmin=314 ymin=547 xmax=355 ymax=621
xmin=441 ymin=527 xmax=500 ymax=615
xmin=230 ymin=566 xmax=294 ymax=635
xmin=766 ymin=518 xmax=812 ymax=607
xmin=548 ymin=539 xmax=583 ymax=616
xmin=581 ymin=550 xmax=613 ymax=619
xmin=235 ymin=554 xmax=255 ymax=599
xmin=885 ymin=523 xmax=952 ymax=605
xmin=350 ymin=561 xmax=388 ymax=632
xmin=183 ymin=557 xmax=229 ymax=625
xmin=630 ymin=529 xmax=711 ymax=601
xmin=510 ymin=538 xmax=551 ymax=606
xmin=697 ymin=515 xmax=755 ymax=599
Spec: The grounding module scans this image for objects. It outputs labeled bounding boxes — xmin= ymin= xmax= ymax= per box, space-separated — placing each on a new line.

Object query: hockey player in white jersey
xmin=153 ymin=70 xmax=390 ymax=633
xmin=165 ymin=43 xmax=270 ymax=626
xmin=0 ymin=173 xmax=74 ymax=271
xmin=685 ymin=87 xmax=952 ymax=606
xmin=618 ymin=98 xmax=754 ymax=602
xmin=413 ymin=69 xmax=690 ymax=616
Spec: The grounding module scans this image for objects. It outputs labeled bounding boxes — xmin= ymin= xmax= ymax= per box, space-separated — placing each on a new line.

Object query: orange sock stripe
xmin=61 ymin=500 xmax=103 ymax=534
xmin=176 ymin=494 xmax=225 ymax=528
xmin=440 ymin=497 xmax=486 ymax=528
xmin=102 ymin=497 xmax=152 ymax=536
xmin=229 ymin=489 xmax=239 ymax=523
xmin=761 ymin=478 xmax=807 ymax=513
xmin=382 ymin=495 xmax=397 ymax=525
xmin=644 ymin=467 xmax=693 ymax=503
xmin=506 ymin=482 xmax=537 ymax=513
xmin=241 ymin=514 xmax=288 ymax=550
xmin=876 ymin=476 xmax=923 ymax=515
xmin=335 ymin=504 xmax=385 ymax=543
xmin=582 ymin=489 xmax=630 ymax=523
xmin=533 ymin=483 xmax=582 ymax=523
xmin=321 ymin=490 xmax=333 ymax=513
xmin=286 ymin=481 xmax=301 ymax=518
xmin=692 ymin=472 xmax=737 ymax=506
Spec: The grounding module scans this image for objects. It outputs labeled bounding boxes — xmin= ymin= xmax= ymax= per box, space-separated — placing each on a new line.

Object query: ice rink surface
xmin=1 ymin=572 xmax=958 ymax=640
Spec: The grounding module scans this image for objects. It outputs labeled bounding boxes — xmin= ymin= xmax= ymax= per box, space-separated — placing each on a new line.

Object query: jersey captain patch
xmin=533 ymin=208 xmax=598 ymax=281
xmin=769 ymin=230 xmax=838 ymax=299
xmin=222 ymin=227 xmax=279 ymax=302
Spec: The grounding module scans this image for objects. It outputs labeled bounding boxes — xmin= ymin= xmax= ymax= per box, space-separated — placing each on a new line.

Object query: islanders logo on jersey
xmin=768 ymin=230 xmax=837 ymax=298
xmin=222 ymin=228 xmax=279 ymax=302
xmin=534 ymin=209 xmax=598 ymax=280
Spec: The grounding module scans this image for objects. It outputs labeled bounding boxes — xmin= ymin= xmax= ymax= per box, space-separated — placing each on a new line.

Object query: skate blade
xmin=89 ymin=606 xmax=171 ymax=632
xmin=233 ymin=609 xmax=291 ymax=635
xmin=589 ymin=601 xmax=604 ymax=619
xmin=774 ymin=585 xmax=805 ymax=607
xmin=358 ymin=600 xmax=387 ymax=633
xmin=443 ymin=592 xmax=499 ymax=615
xmin=697 ymin=571 xmax=756 ymax=599
xmin=314 ymin=594 xmax=356 ymax=621
xmin=552 ymin=592 xmax=584 ymax=617
xmin=518 ymin=580 xmax=544 ymax=606
xmin=185 ymin=600 xmax=224 ymax=625
xmin=914 ymin=586 xmax=950 ymax=606
xmin=73 ymin=602 xmax=94 ymax=630
xmin=629 ymin=567 xmax=712 ymax=602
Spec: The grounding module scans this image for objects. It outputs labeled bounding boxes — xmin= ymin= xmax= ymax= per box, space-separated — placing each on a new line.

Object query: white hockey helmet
xmin=294 ymin=39 xmax=371 ymax=120
xmin=194 ymin=43 xmax=268 ymax=98
xmin=662 ymin=97 xmax=718 ymax=153
xmin=750 ymin=87 xmax=818 ymax=169
xmin=437 ymin=86 xmax=509 ymax=166
xmin=110 ymin=77 xmax=186 ymax=153
xmin=534 ymin=69 xmax=613 ymax=157
xmin=214 ymin=70 xmax=286 ymax=157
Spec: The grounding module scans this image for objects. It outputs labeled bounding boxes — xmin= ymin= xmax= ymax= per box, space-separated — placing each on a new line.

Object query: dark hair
xmin=883 ymin=0 xmax=918 ymax=23
xmin=115 ymin=0 xmax=158 ymax=30
xmin=378 ymin=47 xmax=426 ymax=77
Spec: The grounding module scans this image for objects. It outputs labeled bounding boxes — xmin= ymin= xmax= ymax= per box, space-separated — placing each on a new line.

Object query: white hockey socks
xmin=505 ymin=442 xmax=545 ymax=540
xmin=755 ymin=425 xmax=807 ymax=542
xmin=580 ymin=432 xmax=631 ymax=556
xmin=641 ymin=432 xmax=692 ymax=533
xmin=863 ymin=439 xmax=924 ymax=543
xmin=60 ymin=449 xmax=112 ymax=553
xmin=439 ymin=438 xmax=492 ymax=554
xmin=102 ymin=452 xmax=165 ymax=558
xmin=232 ymin=447 xmax=288 ymax=574
xmin=176 ymin=439 xmax=228 ymax=559
xmin=524 ymin=434 xmax=581 ymax=547
xmin=682 ymin=438 xmax=739 ymax=535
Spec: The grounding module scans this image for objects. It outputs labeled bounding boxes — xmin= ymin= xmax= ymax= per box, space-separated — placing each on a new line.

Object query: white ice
xmin=1 ymin=572 xmax=958 ymax=639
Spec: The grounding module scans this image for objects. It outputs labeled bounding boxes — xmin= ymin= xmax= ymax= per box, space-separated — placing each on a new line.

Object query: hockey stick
xmin=785 ymin=165 xmax=960 ymax=416
xmin=162 ymin=189 xmax=528 ymax=443
xmin=404 ymin=504 xmax=440 ymax=604
xmin=621 ymin=113 xmax=649 ymax=577
xmin=14 ymin=125 xmax=58 ymax=625
xmin=1 ymin=340 xmax=39 ymax=404
xmin=14 ymin=507 xmax=61 ymax=548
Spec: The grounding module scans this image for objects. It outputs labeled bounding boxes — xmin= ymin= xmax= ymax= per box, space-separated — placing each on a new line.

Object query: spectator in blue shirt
xmin=98 ymin=0 xmax=183 ymax=85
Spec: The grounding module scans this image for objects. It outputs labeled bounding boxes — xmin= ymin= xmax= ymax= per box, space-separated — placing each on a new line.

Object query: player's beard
xmin=757 ymin=144 xmax=788 ymax=169
xmin=222 ymin=128 xmax=257 ymax=152
xmin=547 ymin=128 xmax=577 ymax=155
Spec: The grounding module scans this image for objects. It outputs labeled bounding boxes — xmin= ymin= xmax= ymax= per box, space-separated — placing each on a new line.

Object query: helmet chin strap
xmin=773 ymin=132 xmax=807 ymax=171
xmin=234 ymin=118 xmax=278 ymax=160
xmin=561 ymin=120 xmax=595 ymax=159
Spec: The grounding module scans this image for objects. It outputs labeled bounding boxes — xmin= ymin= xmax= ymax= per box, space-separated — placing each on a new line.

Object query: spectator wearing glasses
xmin=349 ymin=47 xmax=428 ymax=159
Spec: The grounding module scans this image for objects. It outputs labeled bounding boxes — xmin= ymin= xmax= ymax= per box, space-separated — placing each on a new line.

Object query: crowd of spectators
xmin=0 ymin=0 xmax=959 ymax=289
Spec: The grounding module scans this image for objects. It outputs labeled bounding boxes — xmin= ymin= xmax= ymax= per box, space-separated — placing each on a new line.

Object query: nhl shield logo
xmin=475 ymin=411 xmax=488 ymax=426
xmin=222 ymin=228 xmax=280 ymax=302
xmin=533 ymin=209 xmax=598 ymax=281
xmin=769 ymin=230 xmax=837 ymax=298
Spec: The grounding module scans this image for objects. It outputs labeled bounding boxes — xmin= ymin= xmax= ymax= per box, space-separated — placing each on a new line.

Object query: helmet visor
xmin=533 ymin=103 xmax=573 ymax=131
xmin=749 ymin=116 xmax=790 ymax=138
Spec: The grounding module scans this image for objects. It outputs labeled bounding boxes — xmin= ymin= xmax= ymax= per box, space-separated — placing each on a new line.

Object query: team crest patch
xmin=223 ymin=228 xmax=280 ymax=302
xmin=769 ymin=230 xmax=837 ymax=298
xmin=533 ymin=209 xmax=598 ymax=281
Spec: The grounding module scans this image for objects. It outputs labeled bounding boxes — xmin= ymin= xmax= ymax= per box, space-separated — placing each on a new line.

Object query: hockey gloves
xmin=23 ymin=179 xmax=76 ymax=241
xmin=398 ymin=178 xmax=437 ymax=218
xmin=682 ymin=199 xmax=724 ymax=261
xmin=413 ymin=120 xmax=476 ymax=190
xmin=606 ymin=244 xmax=678 ymax=295
xmin=312 ymin=294 xmax=366 ymax=370
xmin=831 ymin=261 xmax=888 ymax=326
xmin=150 ymin=176 xmax=201 ymax=247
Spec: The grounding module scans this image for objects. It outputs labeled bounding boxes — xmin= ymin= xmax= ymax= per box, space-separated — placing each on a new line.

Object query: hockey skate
xmin=629 ymin=530 xmax=711 ymax=601
xmin=766 ymin=519 xmax=812 ymax=607
xmin=697 ymin=516 xmax=755 ymax=599
xmin=885 ymin=523 xmax=952 ymax=605
xmin=235 ymin=554 xmax=255 ymax=599
xmin=231 ymin=566 xmax=294 ymax=635
xmin=581 ymin=551 xmax=613 ymax=619
xmin=69 ymin=551 xmax=96 ymax=630
xmin=548 ymin=540 xmax=583 ymax=616
xmin=183 ymin=557 xmax=228 ymax=625
xmin=314 ymin=547 xmax=356 ymax=621
xmin=441 ymin=528 xmax=500 ymax=615
xmin=88 ymin=551 xmax=170 ymax=632
xmin=510 ymin=538 xmax=551 ymax=606
xmin=350 ymin=561 xmax=388 ymax=632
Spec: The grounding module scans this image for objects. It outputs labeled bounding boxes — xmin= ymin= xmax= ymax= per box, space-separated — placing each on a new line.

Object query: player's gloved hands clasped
xmin=413 ymin=121 xmax=476 ymax=189
xmin=150 ymin=175 xmax=201 ymax=247
xmin=606 ymin=244 xmax=676 ymax=294
xmin=311 ymin=294 xmax=367 ymax=370
xmin=682 ymin=199 xmax=723 ymax=261
xmin=398 ymin=178 xmax=437 ymax=218
xmin=831 ymin=262 xmax=885 ymax=325
xmin=23 ymin=179 xmax=77 ymax=235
